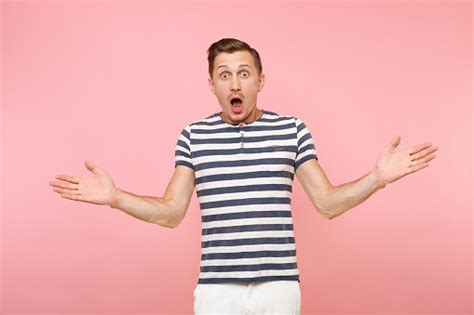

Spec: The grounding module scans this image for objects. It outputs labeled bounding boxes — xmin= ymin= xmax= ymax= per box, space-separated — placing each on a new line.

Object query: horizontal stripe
xmin=201 ymin=204 xmax=291 ymax=217
xmin=202 ymin=237 xmax=295 ymax=248
xmin=193 ymin=121 xmax=295 ymax=134
xmin=201 ymin=262 xmax=298 ymax=273
xmin=199 ymin=197 xmax=291 ymax=210
xmin=202 ymin=210 xmax=292 ymax=223
xmin=202 ymin=249 xmax=297 ymax=260
xmin=203 ymin=223 xmax=294 ymax=236
xmin=192 ymin=133 xmax=296 ymax=145
xmin=192 ymin=145 xmax=297 ymax=158
xmin=197 ymin=274 xmax=299 ymax=284
xmin=194 ymin=158 xmax=294 ymax=172
xmin=198 ymin=270 xmax=299 ymax=279
xmin=196 ymin=176 xmax=293 ymax=191
xmin=201 ymin=243 xmax=296 ymax=255
xmin=200 ymin=256 xmax=297 ymax=267
xmin=197 ymin=183 xmax=292 ymax=197
xmin=195 ymin=170 xmax=294 ymax=185
xmin=202 ymin=217 xmax=293 ymax=230
xmin=202 ymin=230 xmax=295 ymax=243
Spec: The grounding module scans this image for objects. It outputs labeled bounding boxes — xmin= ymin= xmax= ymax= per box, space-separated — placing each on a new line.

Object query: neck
xmin=221 ymin=107 xmax=263 ymax=125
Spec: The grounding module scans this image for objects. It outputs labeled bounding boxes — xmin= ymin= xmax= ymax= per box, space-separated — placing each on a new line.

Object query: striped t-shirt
xmin=174 ymin=109 xmax=318 ymax=284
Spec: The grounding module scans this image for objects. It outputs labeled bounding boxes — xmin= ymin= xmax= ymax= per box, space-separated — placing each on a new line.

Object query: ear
xmin=208 ymin=77 xmax=216 ymax=95
xmin=258 ymin=73 xmax=265 ymax=92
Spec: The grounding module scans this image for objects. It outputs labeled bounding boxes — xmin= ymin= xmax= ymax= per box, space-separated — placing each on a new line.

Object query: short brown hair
xmin=207 ymin=38 xmax=263 ymax=78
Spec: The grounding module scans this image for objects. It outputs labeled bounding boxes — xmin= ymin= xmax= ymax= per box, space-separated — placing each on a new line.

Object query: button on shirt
xmin=174 ymin=109 xmax=318 ymax=284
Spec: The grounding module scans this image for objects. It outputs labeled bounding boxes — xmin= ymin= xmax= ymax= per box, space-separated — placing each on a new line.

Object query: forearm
xmin=322 ymin=169 xmax=386 ymax=220
xmin=109 ymin=188 xmax=176 ymax=228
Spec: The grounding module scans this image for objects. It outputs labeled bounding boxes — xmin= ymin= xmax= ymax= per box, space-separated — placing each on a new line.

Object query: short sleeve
xmin=294 ymin=117 xmax=318 ymax=170
xmin=174 ymin=124 xmax=194 ymax=170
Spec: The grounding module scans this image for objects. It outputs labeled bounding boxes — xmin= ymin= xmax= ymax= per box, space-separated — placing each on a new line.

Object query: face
xmin=208 ymin=50 xmax=265 ymax=125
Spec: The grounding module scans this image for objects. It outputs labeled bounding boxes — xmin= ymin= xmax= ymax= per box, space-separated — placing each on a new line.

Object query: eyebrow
xmin=217 ymin=64 xmax=250 ymax=70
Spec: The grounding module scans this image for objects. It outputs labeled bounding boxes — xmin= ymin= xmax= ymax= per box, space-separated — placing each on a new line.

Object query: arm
xmin=296 ymin=160 xmax=383 ymax=220
xmin=110 ymin=165 xmax=195 ymax=228
xmin=295 ymin=136 xmax=438 ymax=220
xmin=50 ymin=160 xmax=195 ymax=229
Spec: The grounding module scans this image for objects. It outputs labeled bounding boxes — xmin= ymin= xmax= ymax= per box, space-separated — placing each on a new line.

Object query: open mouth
xmin=230 ymin=96 xmax=243 ymax=107
xmin=229 ymin=96 xmax=243 ymax=114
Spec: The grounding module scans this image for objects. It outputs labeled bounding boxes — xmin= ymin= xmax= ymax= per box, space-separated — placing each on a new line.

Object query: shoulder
xmin=262 ymin=110 xmax=297 ymax=125
xmin=178 ymin=112 xmax=222 ymax=138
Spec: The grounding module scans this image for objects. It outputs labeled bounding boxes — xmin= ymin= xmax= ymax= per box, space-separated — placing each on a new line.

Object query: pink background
xmin=2 ymin=1 xmax=472 ymax=314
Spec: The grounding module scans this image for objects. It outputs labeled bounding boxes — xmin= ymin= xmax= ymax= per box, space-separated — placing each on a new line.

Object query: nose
xmin=230 ymin=76 xmax=241 ymax=92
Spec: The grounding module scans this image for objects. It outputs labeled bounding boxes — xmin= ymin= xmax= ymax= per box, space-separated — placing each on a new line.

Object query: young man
xmin=49 ymin=38 xmax=438 ymax=315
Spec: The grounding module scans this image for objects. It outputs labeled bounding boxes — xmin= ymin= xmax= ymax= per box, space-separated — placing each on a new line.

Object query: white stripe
xmin=202 ymin=217 xmax=293 ymax=229
xmin=196 ymin=177 xmax=293 ymax=191
xmin=199 ymin=269 xmax=299 ymax=279
xmin=193 ymin=150 xmax=296 ymax=165
xmin=201 ymin=230 xmax=295 ymax=242
xmin=201 ymin=203 xmax=291 ymax=216
xmin=201 ymin=243 xmax=297 ymax=254
xmin=199 ymin=190 xmax=291 ymax=203
xmin=200 ymin=256 xmax=297 ymax=266
xmin=195 ymin=164 xmax=295 ymax=177
xmin=192 ymin=138 xmax=295 ymax=151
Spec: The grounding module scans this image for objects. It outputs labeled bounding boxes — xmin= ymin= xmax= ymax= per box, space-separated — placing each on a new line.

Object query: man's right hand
xmin=49 ymin=160 xmax=118 ymax=207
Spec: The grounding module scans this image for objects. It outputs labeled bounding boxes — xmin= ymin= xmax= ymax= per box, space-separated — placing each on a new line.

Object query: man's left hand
xmin=374 ymin=136 xmax=438 ymax=188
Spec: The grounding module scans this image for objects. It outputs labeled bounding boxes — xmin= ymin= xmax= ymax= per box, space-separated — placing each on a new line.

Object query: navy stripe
xmin=202 ymin=224 xmax=294 ymax=236
xmin=202 ymin=210 xmax=292 ymax=223
xmin=296 ymin=121 xmax=306 ymax=133
xmin=175 ymin=149 xmax=191 ymax=159
xmin=176 ymin=139 xmax=190 ymax=151
xmin=197 ymin=184 xmax=292 ymax=197
xmin=195 ymin=170 xmax=294 ymax=185
xmin=200 ymin=197 xmax=291 ymax=210
xmin=175 ymin=160 xmax=194 ymax=170
xmin=195 ymin=158 xmax=294 ymax=172
xmin=202 ymin=250 xmax=297 ymax=260
xmin=194 ymin=115 xmax=291 ymax=127
xmin=202 ymin=237 xmax=295 ymax=248
xmin=197 ymin=275 xmax=300 ymax=284
xmin=298 ymin=143 xmax=315 ymax=154
xmin=192 ymin=145 xmax=297 ymax=158
xmin=181 ymin=128 xmax=190 ymax=140
xmin=297 ymin=132 xmax=312 ymax=147
xmin=200 ymin=262 xmax=298 ymax=273
xmin=193 ymin=121 xmax=295 ymax=134
xmin=192 ymin=133 xmax=295 ymax=145
xmin=295 ymin=154 xmax=318 ymax=170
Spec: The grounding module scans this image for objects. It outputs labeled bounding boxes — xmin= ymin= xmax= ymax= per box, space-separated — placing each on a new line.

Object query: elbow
xmin=314 ymin=189 xmax=335 ymax=220
xmin=313 ymin=203 xmax=333 ymax=220
xmin=320 ymin=206 xmax=334 ymax=220
xmin=166 ymin=211 xmax=184 ymax=229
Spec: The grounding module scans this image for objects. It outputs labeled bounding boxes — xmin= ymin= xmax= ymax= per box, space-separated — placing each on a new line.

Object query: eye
xmin=220 ymin=72 xmax=229 ymax=79
xmin=239 ymin=71 xmax=249 ymax=78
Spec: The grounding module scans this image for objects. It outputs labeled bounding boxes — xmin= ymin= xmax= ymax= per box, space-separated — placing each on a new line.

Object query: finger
xmin=49 ymin=180 xmax=79 ymax=190
xmin=60 ymin=193 xmax=86 ymax=202
xmin=409 ymin=162 xmax=429 ymax=173
xmin=409 ymin=142 xmax=433 ymax=156
xmin=410 ymin=146 xmax=438 ymax=162
xmin=52 ymin=187 xmax=81 ymax=195
xmin=421 ymin=154 xmax=436 ymax=163
xmin=85 ymin=160 xmax=105 ymax=176
xmin=55 ymin=175 xmax=81 ymax=184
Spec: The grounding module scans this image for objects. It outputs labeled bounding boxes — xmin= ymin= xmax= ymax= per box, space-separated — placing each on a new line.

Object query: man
xmin=49 ymin=38 xmax=438 ymax=315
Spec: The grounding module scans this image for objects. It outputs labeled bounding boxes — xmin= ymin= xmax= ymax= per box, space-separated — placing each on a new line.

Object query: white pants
xmin=193 ymin=280 xmax=301 ymax=315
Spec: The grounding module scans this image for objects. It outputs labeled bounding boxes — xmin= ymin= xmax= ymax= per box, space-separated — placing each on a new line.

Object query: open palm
xmin=49 ymin=160 xmax=118 ymax=206
xmin=375 ymin=136 xmax=438 ymax=188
